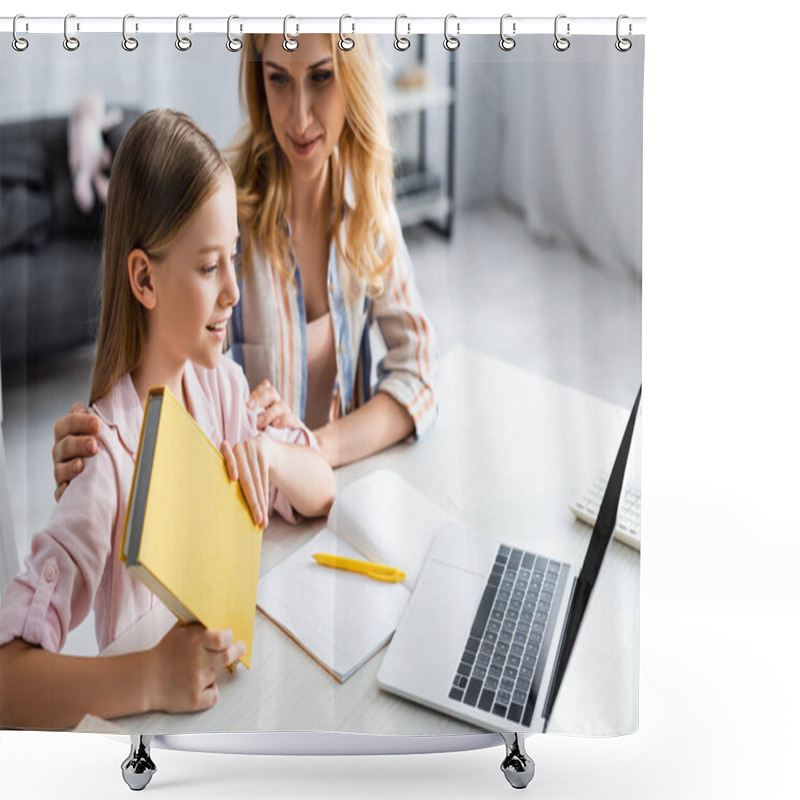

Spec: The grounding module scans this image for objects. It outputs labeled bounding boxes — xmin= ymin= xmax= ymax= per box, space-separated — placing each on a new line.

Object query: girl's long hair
xmin=90 ymin=109 xmax=228 ymax=405
xmin=229 ymin=34 xmax=397 ymax=297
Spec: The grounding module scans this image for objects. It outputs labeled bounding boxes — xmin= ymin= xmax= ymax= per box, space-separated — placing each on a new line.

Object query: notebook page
xmin=256 ymin=528 xmax=411 ymax=682
xmin=328 ymin=470 xmax=450 ymax=591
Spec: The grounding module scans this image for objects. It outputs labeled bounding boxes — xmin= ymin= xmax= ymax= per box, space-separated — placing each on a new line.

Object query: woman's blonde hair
xmin=90 ymin=109 xmax=229 ymax=404
xmin=229 ymin=34 xmax=397 ymax=296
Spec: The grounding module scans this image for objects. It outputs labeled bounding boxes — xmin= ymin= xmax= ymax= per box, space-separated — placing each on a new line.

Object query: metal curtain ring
xmin=394 ymin=15 xmax=410 ymax=51
xmin=122 ymin=14 xmax=138 ymax=51
xmin=226 ymin=15 xmax=242 ymax=52
xmin=283 ymin=15 xmax=299 ymax=51
xmin=175 ymin=14 xmax=192 ymax=51
xmin=63 ymin=13 xmax=80 ymax=51
xmin=615 ymin=14 xmax=632 ymax=52
xmin=499 ymin=14 xmax=516 ymax=51
xmin=553 ymin=14 xmax=570 ymax=52
xmin=443 ymin=14 xmax=460 ymax=51
xmin=339 ymin=15 xmax=355 ymax=51
xmin=12 ymin=14 xmax=29 ymax=52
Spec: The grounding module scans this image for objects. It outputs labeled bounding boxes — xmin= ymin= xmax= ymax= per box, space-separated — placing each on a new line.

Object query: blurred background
xmin=1 ymin=33 xmax=642 ymax=654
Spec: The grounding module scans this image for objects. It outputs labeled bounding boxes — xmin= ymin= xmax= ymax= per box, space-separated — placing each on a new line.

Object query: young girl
xmin=0 ymin=109 xmax=335 ymax=730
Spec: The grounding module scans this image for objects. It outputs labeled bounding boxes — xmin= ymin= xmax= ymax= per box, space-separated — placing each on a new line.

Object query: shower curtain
xmin=0 ymin=14 xmax=643 ymax=768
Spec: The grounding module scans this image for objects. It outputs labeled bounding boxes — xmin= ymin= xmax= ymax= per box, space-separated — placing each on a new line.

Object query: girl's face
xmin=261 ymin=34 xmax=347 ymax=184
xmin=148 ymin=172 xmax=240 ymax=371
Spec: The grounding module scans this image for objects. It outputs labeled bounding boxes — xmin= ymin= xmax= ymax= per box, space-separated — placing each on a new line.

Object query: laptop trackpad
xmin=378 ymin=545 xmax=486 ymax=702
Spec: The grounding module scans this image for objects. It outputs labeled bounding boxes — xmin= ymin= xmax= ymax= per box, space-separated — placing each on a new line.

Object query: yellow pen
xmin=312 ymin=553 xmax=406 ymax=583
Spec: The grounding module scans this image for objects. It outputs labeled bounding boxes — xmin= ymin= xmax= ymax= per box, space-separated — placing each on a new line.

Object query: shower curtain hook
xmin=499 ymin=14 xmax=516 ymax=51
xmin=175 ymin=14 xmax=192 ymax=51
xmin=443 ymin=14 xmax=460 ymax=51
xmin=283 ymin=15 xmax=299 ymax=51
xmin=553 ymin=14 xmax=570 ymax=51
xmin=63 ymin=14 xmax=80 ymax=51
xmin=339 ymin=15 xmax=355 ymax=51
xmin=615 ymin=15 xmax=632 ymax=52
xmin=122 ymin=15 xmax=139 ymax=52
xmin=226 ymin=15 xmax=242 ymax=52
xmin=12 ymin=14 xmax=29 ymax=52
xmin=394 ymin=15 xmax=411 ymax=51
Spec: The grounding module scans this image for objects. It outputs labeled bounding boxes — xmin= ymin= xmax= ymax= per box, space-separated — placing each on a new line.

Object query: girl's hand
xmin=220 ymin=437 xmax=270 ymax=528
xmin=247 ymin=380 xmax=302 ymax=430
xmin=149 ymin=623 xmax=244 ymax=714
xmin=52 ymin=402 xmax=101 ymax=501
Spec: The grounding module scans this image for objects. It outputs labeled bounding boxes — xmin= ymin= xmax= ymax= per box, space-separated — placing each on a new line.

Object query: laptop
xmin=378 ymin=386 xmax=641 ymax=734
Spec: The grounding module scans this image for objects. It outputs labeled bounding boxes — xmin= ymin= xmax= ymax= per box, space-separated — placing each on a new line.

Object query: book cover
xmin=121 ymin=386 xmax=263 ymax=668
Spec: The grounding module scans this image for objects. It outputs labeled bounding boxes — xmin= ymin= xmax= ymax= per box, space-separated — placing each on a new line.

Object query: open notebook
xmin=256 ymin=470 xmax=450 ymax=681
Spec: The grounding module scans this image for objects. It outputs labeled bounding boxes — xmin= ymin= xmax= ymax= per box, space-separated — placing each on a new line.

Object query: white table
xmin=92 ymin=347 xmax=640 ymax=737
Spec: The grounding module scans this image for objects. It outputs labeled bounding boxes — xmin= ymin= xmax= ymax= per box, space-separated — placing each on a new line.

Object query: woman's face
xmin=261 ymin=34 xmax=347 ymax=184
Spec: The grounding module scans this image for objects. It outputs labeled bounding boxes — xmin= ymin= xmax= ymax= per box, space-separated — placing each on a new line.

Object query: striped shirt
xmin=229 ymin=202 xmax=438 ymax=440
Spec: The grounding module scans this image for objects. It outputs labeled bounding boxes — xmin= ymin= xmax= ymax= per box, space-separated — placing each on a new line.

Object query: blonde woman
xmin=51 ymin=34 xmax=437 ymax=491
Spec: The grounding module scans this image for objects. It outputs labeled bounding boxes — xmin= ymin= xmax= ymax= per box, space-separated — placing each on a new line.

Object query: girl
xmin=52 ymin=33 xmax=437 ymax=489
xmin=0 ymin=109 xmax=335 ymax=730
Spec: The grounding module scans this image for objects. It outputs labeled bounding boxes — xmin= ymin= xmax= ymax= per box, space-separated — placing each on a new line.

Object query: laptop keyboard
xmin=448 ymin=545 xmax=569 ymax=726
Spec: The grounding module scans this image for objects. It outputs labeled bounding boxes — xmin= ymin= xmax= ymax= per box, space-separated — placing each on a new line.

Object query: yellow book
xmin=121 ymin=386 xmax=263 ymax=669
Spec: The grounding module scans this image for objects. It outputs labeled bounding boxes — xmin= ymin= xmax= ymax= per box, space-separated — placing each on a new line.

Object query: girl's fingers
xmin=202 ymin=628 xmax=233 ymax=652
xmin=220 ymin=441 xmax=238 ymax=482
xmin=247 ymin=381 xmax=268 ymax=408
xmin=261 ymin=404 xmax=286 ymax=428
xmin=246 ymin=442 xmax=267 ymax=525
xmin=247 ymin=381 xmax=278 ymax=410
xmin=198 ymin=682 xmax=219 ymax=710
xmin=236 ymin=446 xmax=262 ymax=526
xmin=221 ymin=641 xmax=246 ymax=667
xmin=258 ymin=445 xmax=270 ymax=525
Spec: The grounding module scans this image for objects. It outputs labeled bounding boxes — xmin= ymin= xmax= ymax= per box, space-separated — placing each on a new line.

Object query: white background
xmin=2 ymin=1 xmax=799 ymax=798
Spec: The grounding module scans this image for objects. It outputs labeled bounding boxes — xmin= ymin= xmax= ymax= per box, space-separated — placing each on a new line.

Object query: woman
xmin=52 ymin=33 xmax=437 ymax=493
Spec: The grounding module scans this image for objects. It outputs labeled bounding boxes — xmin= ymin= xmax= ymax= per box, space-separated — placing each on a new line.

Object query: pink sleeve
xmin=0 ymin=444 xmax=118 ymax=652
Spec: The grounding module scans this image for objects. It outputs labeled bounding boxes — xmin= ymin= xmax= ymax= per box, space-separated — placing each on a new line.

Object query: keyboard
xmin=570 ymin=472 xmax=641 ymax=551
xmin=448 ymin=544 xmax=568 ymax=727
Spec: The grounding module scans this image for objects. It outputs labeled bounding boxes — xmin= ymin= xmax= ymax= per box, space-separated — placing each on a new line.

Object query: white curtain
xmin=502 ymin=37 xmax=643 ymax=280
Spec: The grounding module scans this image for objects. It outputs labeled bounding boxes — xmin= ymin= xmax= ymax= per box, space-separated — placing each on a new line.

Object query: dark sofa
xmin=0 ymin=111 xmax=138 ymax=364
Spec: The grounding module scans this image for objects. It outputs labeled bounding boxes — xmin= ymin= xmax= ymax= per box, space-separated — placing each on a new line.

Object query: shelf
xmin=396 ymin=190 xmax=452 ymax=229
xmin=385 ymin=85 xmax=454 ymax=117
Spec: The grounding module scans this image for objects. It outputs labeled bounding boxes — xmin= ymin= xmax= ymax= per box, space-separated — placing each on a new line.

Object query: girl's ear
xmin=128 ymin=249 xmax=157 ymax=310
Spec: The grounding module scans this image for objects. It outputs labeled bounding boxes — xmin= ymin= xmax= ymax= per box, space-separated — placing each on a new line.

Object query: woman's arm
xmin=313 ymin=392 xmax=414 ymax=468
xmin=0 ymin=625 xmax=244 ymax=730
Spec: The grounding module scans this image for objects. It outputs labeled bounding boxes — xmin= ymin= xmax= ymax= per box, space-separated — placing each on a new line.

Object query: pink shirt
xmin=0 ymin=357 xmax=310 ymax=654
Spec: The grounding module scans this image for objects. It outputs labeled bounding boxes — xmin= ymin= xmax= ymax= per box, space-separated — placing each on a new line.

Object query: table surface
xmin=93 ymin=347 xmax=640 ymax=737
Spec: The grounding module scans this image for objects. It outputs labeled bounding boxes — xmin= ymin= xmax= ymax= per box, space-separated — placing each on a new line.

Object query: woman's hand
xmin=52 ymin=402 xmax=101 ymax=501
xmin=220 ymin=437 xmax=270 ymax=528
xmin=247 ymin=380 xmax=301 ymax=430
xmin=148 ymin=623 xmax=244 ymax=714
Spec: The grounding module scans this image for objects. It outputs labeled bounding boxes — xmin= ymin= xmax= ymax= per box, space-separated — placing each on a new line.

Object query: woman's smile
xmin=288 ymin=134 xmax=323 ymax=158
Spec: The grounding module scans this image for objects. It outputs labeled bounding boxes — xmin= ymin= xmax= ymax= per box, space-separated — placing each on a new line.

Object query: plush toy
xmin=67 ymin=91 xmax=124 ymax=214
